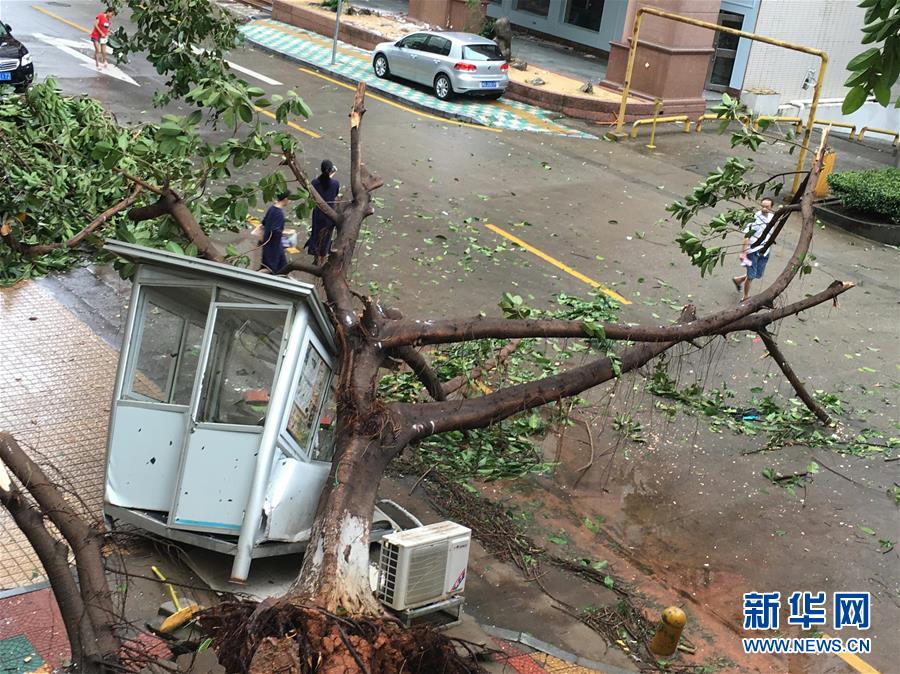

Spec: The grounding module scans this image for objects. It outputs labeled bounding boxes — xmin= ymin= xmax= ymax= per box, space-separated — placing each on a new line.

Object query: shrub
xmin=827 ymin=168 xmax=900 ymax=224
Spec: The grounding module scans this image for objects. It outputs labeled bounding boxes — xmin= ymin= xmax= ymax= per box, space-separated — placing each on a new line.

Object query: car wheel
xmin=373 ymin=54 xmax=389 ymax=78
xmin=434 ymin=73 xmax=452 ymax=101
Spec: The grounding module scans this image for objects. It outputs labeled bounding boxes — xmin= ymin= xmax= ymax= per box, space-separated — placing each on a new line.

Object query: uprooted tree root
xmin=200 ymin=600 xmax=484 ymax=674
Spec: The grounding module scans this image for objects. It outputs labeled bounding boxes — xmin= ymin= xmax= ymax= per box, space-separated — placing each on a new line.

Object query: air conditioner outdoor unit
xmin=377 ymin=521 xmax=471 ymax=611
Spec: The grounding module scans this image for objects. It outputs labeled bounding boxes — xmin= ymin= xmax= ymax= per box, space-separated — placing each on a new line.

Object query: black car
xmin=0 ymin=22 xmax=34 ymax=91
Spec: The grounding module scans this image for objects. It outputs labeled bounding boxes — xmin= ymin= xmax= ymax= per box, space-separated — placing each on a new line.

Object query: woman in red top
xmin=90 ymin=8 xmax=114 ymax=69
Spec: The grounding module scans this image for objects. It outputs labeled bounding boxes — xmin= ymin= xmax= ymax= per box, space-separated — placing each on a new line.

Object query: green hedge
xmin=827 ymin=168 xmax=900 ymax=224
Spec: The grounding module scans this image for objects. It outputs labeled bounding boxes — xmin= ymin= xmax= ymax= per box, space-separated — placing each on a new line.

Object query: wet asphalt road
xmin=4 ymin=1 xmax=899 ymax=671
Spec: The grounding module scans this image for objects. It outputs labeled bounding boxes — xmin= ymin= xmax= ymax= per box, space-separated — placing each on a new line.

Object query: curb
xmin=0 ymin=581 xmax=52 ymax=601
xmin=246 ymin=37 xmax=505 ymax=130
xmin=480 ymin=623 xmax=640 ymax=674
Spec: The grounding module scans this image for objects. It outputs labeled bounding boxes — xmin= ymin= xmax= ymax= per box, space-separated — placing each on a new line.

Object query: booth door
xmin=169 ymin=303 xmax=290 ymax=533
xmin=106 ymin=286 xmax=211 ymax=512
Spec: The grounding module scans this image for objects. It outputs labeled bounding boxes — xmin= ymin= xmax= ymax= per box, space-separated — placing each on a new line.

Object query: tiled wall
xmin=742 ymin=0 xmax=866 ymax=102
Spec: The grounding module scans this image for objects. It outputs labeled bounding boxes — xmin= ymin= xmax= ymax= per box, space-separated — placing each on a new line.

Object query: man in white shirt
xmin=732 ymin=197 xmax=775 ymax=301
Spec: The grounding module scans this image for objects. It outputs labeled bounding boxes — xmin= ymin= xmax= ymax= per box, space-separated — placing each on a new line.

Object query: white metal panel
xmin=169 ymin=426 xmax=262 ymax=533
xmin=263 ymin=449 xmax=331 ymax=542
xmin=106 ymin=403 xmax=188 ymax=511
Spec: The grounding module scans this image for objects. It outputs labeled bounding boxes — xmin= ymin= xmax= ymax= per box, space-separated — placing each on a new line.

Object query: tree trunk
xmin=287 ymin=430 xmax=390 ymax=615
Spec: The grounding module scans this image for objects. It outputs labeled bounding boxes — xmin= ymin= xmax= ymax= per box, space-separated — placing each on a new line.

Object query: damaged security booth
xmin=102 ymin=241 xmax=413 ymax=582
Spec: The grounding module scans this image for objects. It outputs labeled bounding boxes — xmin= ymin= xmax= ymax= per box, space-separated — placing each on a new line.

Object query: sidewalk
xmin=241 ymin=18 xmax=598 ymax=137
xmin=0 ymin=282 xmax=115 ymax=590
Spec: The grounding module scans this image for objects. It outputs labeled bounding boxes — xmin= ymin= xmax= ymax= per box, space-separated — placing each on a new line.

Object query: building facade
xmin=489 ymin=0 xmax=892 ymax=115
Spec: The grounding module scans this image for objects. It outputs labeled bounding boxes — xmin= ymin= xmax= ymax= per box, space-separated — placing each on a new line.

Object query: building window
xmin=565 ymin=0 xmax=604 ymax=31
xmin=516 ymin=0 xmax=550 ymax=17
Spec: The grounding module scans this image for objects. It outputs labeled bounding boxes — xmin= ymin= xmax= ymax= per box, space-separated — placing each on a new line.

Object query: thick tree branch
xmin=756 ymin=330 xmax=833 ymax=425
xmin=283 ymin=154 xmax=341 ymax=225
xmin=0 ymin=432 xmax=119 ymax=659
xmin=0 ymin=459 xmax=99 ymax=668
xmin=320 ymin=82 xmax=376 ymax=324
xmin=1 ymin=185 xmax=142 ymax=257
xmin=711 ymin=280 xmax=851 ymax=334
xmin=395 ymin=276 xmax=850 ymax=444
xmin=348 ymin=83 xmax=366 ymax=203
xmin=278 ymin=257 xmax=324 ymax=278
xmin=397 ymin=333 xmax=679 ymax=443
xmin=389 ymin=347 xmax=446 ymax=401
xmin=127 ymin=188 xmax=225 ymax=263
xmin=383 ymin=154 xmax=826 ymax=349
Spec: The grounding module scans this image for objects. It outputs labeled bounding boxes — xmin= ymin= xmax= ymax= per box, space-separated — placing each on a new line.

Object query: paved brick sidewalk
xmin=239 ymin=19 xmax=596 ymax=139
xmin=0 ymin=281 xmax=117 ymax=590
xmin=0 ymin=587 xmax=69 ymax=672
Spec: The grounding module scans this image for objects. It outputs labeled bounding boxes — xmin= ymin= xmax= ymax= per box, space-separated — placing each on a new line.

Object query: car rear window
xmin=463 ymin=44 xmax=504 ymax=61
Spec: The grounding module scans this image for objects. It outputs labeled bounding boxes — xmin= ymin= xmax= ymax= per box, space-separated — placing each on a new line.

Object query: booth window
xmin=287 ymin=345 xmax=331 ymax=454
xmin=197 ymin=306 xmax=287 ymax=426
xmin=125 ymin=287 xmax=210 ymax=405
xmin=311 ymin=384 xmax=337 ymax=462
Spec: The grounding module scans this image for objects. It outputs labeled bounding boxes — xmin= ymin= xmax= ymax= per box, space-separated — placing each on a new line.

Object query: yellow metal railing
xmin=755 ymin=115 xmax=804 ymax=132
xmin=811 ymin=119 xmax=857 ymax=139
xmin=631 ymin=116 xmax=691 ymax=140
xmin=613 ymin=7 xmax=827 ymax=194
xmin=856 ymin=126 xmax=899 ymax=146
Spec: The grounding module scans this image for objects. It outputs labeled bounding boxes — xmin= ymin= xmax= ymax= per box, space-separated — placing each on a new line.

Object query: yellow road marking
xmin=483 ymin=222 xmax=630 ymax=304
xmin=32 ymin=5 xmax=91 ymax=33
xmin=255 ymin=106 xmax=321 ymax=138
xmin=820 ymin=635 xmax=880 ymax=674
xmin=297 ymin=67 xmax=502 ymax=133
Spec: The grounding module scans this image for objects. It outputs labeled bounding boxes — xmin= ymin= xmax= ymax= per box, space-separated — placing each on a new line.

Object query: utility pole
xmin=331 ymin=0 xmax=344 ymax=65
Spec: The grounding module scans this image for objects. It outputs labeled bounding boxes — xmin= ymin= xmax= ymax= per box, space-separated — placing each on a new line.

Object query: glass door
xmin=169 ymin=303 xmax=290 ymax=533
xmin=106 ymin=285 xmax=211 ymax=512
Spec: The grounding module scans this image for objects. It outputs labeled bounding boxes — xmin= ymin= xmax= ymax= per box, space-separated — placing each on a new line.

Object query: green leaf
xmin=583 ymin=517 xmax=601 ymax=534
xmin=164 ymin=241 xmax=185 ymax=256
xmin=873 ymin=80 xmax=891 ymax=105
xmin=548 ymin=533 xmax=568 ymax=546
xmin=846 ymin=47 xmax=881 ymax=71
xmin=591 ymin=559 xmax=609 ymax=571
xmin=842 ymin=86 xmax=869 ymax=114
xmin=860 ymin=526 xmax=876 ymax=536
xmin=603 ymin=575 xmax=615 ymax=589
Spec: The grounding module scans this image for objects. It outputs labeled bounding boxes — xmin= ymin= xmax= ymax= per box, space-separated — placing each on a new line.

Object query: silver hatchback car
xmin=372 ymin=31 xmax=508 ymax=101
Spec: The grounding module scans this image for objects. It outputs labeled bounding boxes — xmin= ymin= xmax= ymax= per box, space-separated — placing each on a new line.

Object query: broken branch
xmin=757 ymin=330 xmax=832 ymax=425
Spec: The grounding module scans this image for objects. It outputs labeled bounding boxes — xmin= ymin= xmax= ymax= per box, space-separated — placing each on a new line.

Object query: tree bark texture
xmin=0 ymin=433 xmax=119 ymax=660
xmin=128 ymin=187 xmax=225 ymax=262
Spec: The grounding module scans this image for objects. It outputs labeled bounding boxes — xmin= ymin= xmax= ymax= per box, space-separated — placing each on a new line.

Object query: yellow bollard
xmin=646 ymin=98 xmax=664 ymax=150
xmin=814 ymin=148 xmax=836 ymax=198
xmin=649 ymin=606 xmax=686 ymax=656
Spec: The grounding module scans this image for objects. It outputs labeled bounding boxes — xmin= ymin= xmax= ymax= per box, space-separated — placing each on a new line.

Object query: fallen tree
xmin=0 ymin=1 xmax=854 ymax=670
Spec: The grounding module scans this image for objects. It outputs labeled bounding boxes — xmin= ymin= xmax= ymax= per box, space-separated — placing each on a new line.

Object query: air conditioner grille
xmin=378 ymin=541 xmax=400 ymax=605
xmin=404 ymin=541 xmax=448 ymax=606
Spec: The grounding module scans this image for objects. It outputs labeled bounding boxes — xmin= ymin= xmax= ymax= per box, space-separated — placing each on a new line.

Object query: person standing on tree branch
xmin=305 ymin=160 xmax=340 ymax=266
xmin=260 ymin=191 xmax=291 ymax=273
xmin=90 ymin=7 xmax=114 ymax=69
xmin=733 ymin=197 xmax=775 ymax=301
